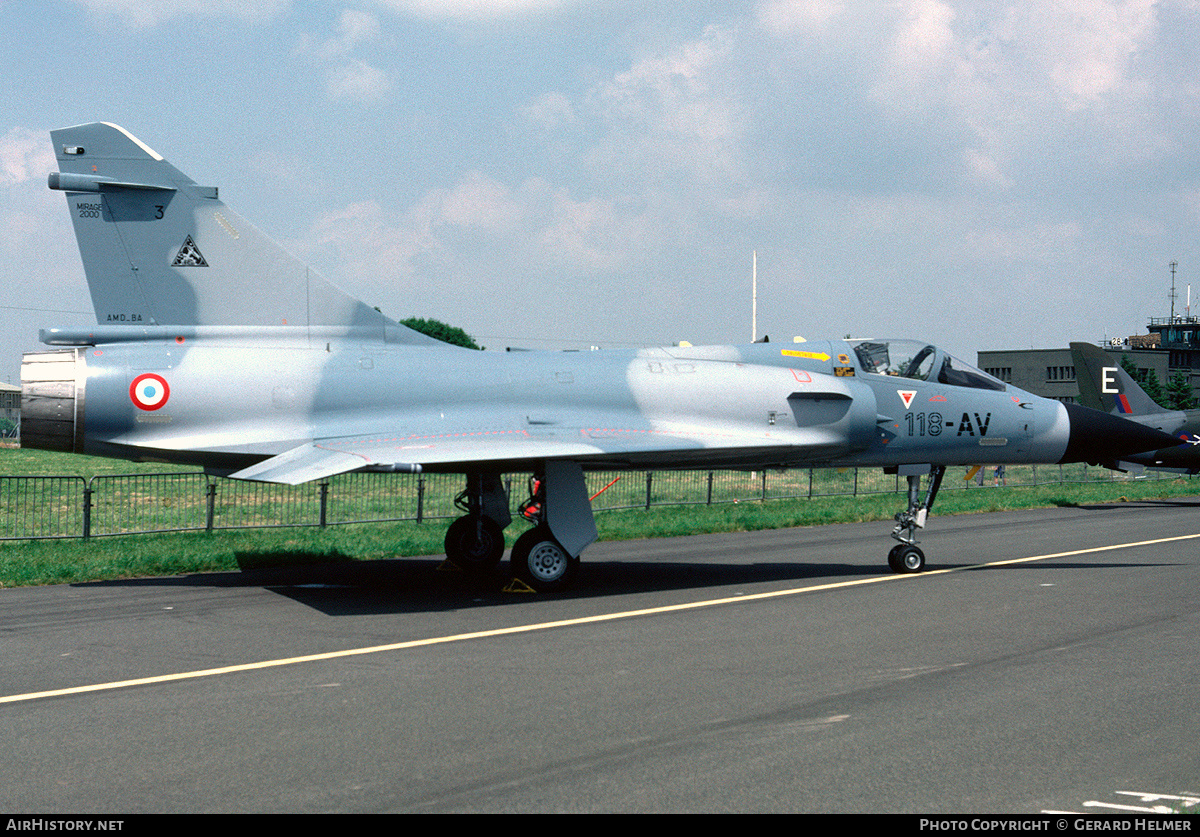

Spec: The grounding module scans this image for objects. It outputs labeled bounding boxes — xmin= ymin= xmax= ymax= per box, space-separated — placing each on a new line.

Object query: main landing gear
xmin=443 ymin=463 xmax=597 ymax=592
xmin=888 ymin=464 xmax=945 ymax=574
xmin=510 ymin=475 xmax=578 ymax=591
xmin=444 ymin=472 xmax=510 ymax=574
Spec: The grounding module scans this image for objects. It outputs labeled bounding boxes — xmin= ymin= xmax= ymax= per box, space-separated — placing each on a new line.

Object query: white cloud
xmin=1003 ymin=0 xmax=1158 ymax=109
xmin=756 ymin=0 xmax=844 ymax=36
xmin=68 ymin=0 xmax=289 ymax=28
xmin=298 ymin=169 xmax=652 ymax=309
xmin=325 ymin=59 xmax=392 ymax=103
xmin=538 ymin=188 xmax=646 ymax=273
xmin=586 ymin=25 xmax=745 ymax=189
xmin=296 ymin=10 xmax=392 ymax=105
xmin=304 ymin=172 xmax=526 ymax=282
xmin=891 ymin=0 xmax=958 ymax=78
xmin=0 ymin=128 xmax=52 ymax=188
xmin=365 ymin=0 xmax=580 ymax=20
xmin=336 ymin=8 xmax=384 ymax=46
xmin=962 ymin=148 xmax=1013 ymax=190
xmin=522 ymin=92 xmax=577 ymax=130
xmin=0 ymin=127 xmax=84 ymax=337
xmin=303 ymin=9 xmax=384 ymax=61
xmin=747 ymin=0 xmax=1180 ymax=197
xmin=304 ymin=199 xmax=428 ymax=285
xmin=427 ymin=171 xmax=525 ymax=233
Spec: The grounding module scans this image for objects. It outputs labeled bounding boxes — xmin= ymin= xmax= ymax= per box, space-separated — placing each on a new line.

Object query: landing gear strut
xmin=888 ymin=464 xmax=945 ymax=574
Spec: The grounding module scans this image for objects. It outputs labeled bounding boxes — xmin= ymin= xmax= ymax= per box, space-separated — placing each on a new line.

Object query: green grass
xmin=0 ymin=443 xmax=202 ymax=477
xmin=0 ymin=525 xmax=443 ymax=588
xmin=592 ymin=476 xmax=1200 ymax=541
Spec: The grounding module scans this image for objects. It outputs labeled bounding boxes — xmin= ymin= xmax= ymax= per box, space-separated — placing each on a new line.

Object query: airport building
xmin=977 ymin=318 xmax=1199 ymax=405
xmin=0 ymin=381 xmax=19 ymax=439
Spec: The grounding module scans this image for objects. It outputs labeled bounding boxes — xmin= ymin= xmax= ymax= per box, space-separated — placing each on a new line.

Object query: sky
xmin=2 ymin=0 xmax=1199 ymax=385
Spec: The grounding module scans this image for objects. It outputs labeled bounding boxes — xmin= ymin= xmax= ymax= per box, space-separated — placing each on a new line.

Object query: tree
xmin=1120 ymin=354 xmax=1169 ymax=409
xmin=1167 ymin=370 xmax=1197 ymax=411
xmin=400 ymin=317 xmax=483 ymax=350
xmin=1142 ymin=369 xmax=1168 ymax=408
xmin=1119 ymin=353 xmax=1139 ymax=379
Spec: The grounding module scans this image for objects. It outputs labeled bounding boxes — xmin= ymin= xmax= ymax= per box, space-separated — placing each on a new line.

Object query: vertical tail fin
xmin=48 ymin=122 xmax=390 ymax=331
xmin=1070 ymin=341 xmax=1165 ymax=415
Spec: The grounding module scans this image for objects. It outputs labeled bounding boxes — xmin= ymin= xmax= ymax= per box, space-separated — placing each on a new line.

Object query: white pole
xmin=751 ymin=250 xmax=757 ymax=342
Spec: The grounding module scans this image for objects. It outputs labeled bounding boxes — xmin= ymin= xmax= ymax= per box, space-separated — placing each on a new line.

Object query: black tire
xmin=888 ymin=543 xmax=925 ymax=574
xmin=510 ymin=526 xmax=578 ymax=592
xmin=444 ymin=515 xmax=505 ymax=572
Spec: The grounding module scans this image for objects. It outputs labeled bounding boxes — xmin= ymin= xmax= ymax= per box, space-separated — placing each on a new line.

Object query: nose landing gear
xmin=888 ymin=464 xmax=945 ymax=574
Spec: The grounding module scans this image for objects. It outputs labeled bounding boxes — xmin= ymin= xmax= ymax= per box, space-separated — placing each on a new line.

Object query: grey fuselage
xmin=24 ymin=327 xmax=1073 ymax=477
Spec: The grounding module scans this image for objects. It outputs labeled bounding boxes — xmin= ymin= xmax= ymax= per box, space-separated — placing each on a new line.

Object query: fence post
xmin=205 ymin=481 xmax=217 ymax=533
xmin=706 ymin=471 xmax=713 ymax=505
xmin=82 ymin=478 xmax=93 ymax=540
xmin=318 ymin=481 xmax=329 ymax=528
xmin=761 ymin=470 xmax=767 ymax=501
xmin=416 ymin=477 xmax=425 ymax=523
xmin=645 ymin=472 xmax=653 ymax=510
xmin=808 ymin=468 xmax=813 ymax=499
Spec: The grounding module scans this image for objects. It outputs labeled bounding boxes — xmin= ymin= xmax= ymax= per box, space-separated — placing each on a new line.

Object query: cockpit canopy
xmin=849 ymin=340 xmax=1006 ymax=391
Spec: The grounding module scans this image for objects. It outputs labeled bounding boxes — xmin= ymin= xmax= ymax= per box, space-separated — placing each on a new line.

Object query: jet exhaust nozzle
xmin=20 ymin=349 xmax=86 ymax=454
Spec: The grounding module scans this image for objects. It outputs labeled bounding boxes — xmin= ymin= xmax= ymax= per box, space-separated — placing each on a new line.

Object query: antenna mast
xmin=1170 ymin=260 xmax=1179 ymax=321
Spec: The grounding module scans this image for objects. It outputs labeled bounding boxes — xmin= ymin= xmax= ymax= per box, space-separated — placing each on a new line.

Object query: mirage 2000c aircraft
xmin=21 ymin=123 xmax=1182 ymax=590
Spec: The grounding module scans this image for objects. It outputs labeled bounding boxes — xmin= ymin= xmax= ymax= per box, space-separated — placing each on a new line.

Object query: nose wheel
xmin=888 ymin=465 xmax=943 ymax=574
xmin=888 ymin=543 xmax=925 ymax=573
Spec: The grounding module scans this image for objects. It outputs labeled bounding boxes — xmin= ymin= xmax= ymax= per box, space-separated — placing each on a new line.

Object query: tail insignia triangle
xmin=172 ymin=236 xmax=208 ymax=267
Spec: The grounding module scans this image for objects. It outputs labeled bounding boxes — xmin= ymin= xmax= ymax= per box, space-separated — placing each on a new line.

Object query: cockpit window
xmin=936 ymin=355 xmax=1007 ymax=391
xmin=851 ymin=340 xmax=936 ymax=380
xmin=850 ymin=339 xmax=1007 ymax=391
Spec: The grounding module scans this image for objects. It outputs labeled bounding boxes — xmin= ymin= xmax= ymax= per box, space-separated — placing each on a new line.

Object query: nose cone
xmin=1059 ymin=402 xmax=1185 ymax=464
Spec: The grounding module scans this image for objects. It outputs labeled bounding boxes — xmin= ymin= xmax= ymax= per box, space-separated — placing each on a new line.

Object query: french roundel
xmin=129 ymin=373 xmax=170 ymax=411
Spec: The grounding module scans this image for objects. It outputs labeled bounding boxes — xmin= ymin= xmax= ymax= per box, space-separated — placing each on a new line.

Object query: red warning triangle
xmin=898 ymin=390 xmax=916 ymax=409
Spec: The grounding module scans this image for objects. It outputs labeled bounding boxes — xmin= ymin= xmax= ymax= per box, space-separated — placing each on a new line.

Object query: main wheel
xmin=888 ymin=543 xmax=925 ymax=574
xmin=510 ymin=526 xmax=578 ymax=592
xmin=444 ymin=515 xmax=505 ymax=573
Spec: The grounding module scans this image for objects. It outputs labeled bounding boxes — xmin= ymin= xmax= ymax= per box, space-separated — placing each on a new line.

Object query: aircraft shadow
xmin=70 ymin=548 xmax=1171 ymax=617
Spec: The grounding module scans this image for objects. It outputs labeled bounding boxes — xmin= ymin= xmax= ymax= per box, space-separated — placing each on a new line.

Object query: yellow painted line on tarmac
xmin=5 ymin=531 xmax=1200 ymax=706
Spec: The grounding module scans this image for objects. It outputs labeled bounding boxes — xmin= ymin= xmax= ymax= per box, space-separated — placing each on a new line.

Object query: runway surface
xmin=3 ymin=495 xmax=1200 ymax=813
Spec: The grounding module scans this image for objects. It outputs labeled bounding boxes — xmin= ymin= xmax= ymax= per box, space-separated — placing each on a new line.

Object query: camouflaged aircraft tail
xmin=1070 ymin=341 xmax=1168 ymax=416
xmin=48 ymin=122 xmax=425 ymax=339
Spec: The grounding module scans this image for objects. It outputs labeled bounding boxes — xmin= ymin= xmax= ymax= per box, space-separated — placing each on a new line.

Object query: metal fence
xmin=0 ymin=463 xmax=1189 ymax=542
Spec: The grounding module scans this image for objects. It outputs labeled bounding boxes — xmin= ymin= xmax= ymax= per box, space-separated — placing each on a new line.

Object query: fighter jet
xmin=1071 ymin=340 xmax=1200 ymax=472
xmin=20 ymin=123 xmax=1181 ymax=589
